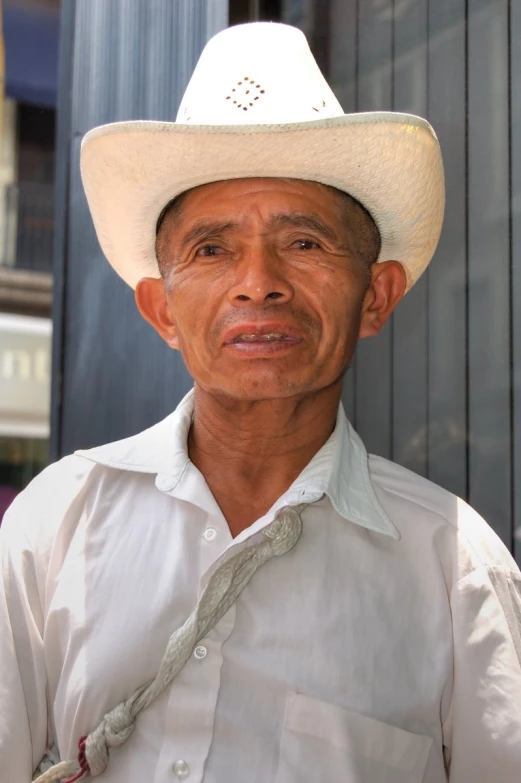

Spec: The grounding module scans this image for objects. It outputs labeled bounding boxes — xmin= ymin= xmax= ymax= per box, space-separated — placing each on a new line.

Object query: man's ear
xmin=358 ymin=261 xmax=407 ymax=339
xmin=135 ymin=277 xmax=179 ymax=349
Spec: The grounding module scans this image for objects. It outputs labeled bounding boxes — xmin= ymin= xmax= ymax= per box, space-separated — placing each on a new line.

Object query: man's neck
xmin=188 ymin=381 xmax=342 ymax=537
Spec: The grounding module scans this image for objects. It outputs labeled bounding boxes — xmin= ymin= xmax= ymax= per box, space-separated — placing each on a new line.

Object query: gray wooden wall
xmin=281 ymin=0 xmax=520 ymax=563
xmin=53 ymin=0 xmax=520 ymax=563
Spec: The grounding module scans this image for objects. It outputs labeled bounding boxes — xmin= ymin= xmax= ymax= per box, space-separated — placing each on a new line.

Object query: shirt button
xmin=194 ymin=645 xmax=207 ymax=660
xmin=203 ymin=527 xmax=217 ymax=541
xmin=173 ymin=759 xmax=190 ymax=779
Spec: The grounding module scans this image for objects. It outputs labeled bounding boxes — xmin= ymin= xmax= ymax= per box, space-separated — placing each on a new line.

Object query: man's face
xmin=137 ymin=177 xmax=404 ymax=401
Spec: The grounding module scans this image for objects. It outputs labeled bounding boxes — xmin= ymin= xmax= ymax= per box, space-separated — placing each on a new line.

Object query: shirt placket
xmin=153 ymin=512 xmax=236 ymax=783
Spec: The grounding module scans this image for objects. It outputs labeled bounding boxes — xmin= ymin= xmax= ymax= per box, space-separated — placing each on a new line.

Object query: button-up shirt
xmin=1 ymin=390 xmax=520 ymax=782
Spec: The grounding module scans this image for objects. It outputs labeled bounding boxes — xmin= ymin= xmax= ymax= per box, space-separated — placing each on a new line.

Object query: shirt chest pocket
xmin=276 ymin=692 xmax=433 ymax=783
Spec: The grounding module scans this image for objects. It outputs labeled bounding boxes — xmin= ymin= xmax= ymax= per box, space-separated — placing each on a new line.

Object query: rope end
xmin=62 ymin=737 xmax=90 ymax=782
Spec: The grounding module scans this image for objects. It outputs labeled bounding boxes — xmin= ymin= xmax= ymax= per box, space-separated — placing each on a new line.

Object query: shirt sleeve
xmin=0 ymin=498 xmax=50 ymax=780
xmin=447 ymin=564 xmax=521 ymax=782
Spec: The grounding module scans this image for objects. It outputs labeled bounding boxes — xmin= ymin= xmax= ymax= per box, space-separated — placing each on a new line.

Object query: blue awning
xmin=3 ymin=1 xmax=60 ymax=108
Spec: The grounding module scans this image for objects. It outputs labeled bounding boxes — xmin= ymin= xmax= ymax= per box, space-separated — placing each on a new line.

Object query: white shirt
xmin=1 ymin=389 xmax=520 ymax=783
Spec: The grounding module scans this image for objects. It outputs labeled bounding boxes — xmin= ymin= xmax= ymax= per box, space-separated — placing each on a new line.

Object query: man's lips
xmin=222 ymin=323 xmax=304 ymax=346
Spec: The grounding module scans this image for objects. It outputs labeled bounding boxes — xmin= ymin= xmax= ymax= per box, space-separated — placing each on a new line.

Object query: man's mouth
xmin=222 ymin=322 xmax=304 ymax=351
xmin=233 ymin=333 xmax=289 ymax=342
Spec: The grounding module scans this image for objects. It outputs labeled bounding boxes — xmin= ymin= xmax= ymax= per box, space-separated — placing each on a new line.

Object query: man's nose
xmin=227 ymin=245 xmax=294 ymax=306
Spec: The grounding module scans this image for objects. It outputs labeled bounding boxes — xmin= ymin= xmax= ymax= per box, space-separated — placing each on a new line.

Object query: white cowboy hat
xmin=80 ymin=22 xmax=445 ymax=292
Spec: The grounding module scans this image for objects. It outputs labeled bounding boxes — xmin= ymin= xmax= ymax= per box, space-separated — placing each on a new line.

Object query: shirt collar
xmin=76 ymin=389 xmax=399 ymax=540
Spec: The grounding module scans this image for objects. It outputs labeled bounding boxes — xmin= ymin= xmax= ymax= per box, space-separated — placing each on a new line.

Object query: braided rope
xmin=33 ymin=506 xmax=304 ymax=782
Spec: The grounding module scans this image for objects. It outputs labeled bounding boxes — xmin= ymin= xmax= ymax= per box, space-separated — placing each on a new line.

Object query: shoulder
xmin=368 ymin=453 xmax=464 ymax=525
xmin=367 ymin=453 xmax=518 ymax=573
xmin=1 ymin=454 xmax=98 ymax=549
xmin=4 ymin=454 xmax=96 ymax=510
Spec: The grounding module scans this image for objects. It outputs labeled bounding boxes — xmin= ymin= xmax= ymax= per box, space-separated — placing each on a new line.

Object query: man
xmin=1 ymin=21 xmax=520 ymax=783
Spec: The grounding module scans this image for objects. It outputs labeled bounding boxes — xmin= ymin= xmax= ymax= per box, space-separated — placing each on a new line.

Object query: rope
xmin=32 ymin=505 xmax=304 ymax=782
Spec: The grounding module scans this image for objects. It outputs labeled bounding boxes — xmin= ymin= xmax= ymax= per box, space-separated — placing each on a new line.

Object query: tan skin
xmin=136 ymin=178 xmax=406 ymax=537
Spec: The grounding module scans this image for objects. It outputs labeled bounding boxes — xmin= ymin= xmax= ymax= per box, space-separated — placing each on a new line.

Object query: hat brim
xmin=80 ymin=112 xmax=445 ymax=291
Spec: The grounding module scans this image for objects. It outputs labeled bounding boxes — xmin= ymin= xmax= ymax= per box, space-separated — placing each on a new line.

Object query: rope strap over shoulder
xmin=33 ymin=505 xmax=305 ymax=783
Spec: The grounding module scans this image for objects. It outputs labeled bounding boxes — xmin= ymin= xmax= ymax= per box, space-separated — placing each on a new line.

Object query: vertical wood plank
xmin=328 ymin=0 xmax=357 ymax=112
xmin=354 ymin=0 xmax=393 ymax=458
xmin=511 ymin=0 xmax=521 ymax=564
xmin=391 ymin=0 xmax=429 ymax=477
xmin=328 ymin=0 xmax=358 ymax=423
xmin=426 ymin=0 xmax=467 ymax=498
xmin=309 ymin=0 xmax=330 ymax=76
xmin=467 ymin=0 xmax=512 ymax=545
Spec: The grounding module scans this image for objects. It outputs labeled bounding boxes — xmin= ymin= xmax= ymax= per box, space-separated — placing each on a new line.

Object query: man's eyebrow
xmin=269 ymin=212 xmax=341 ymax=243
xmin=179 ymin=220 xmax=238 ymax=249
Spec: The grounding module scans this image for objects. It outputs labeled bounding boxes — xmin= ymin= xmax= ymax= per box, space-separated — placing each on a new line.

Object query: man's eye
xmin=292 ymin=239 xmax=320 ymax=250
xmin=196 ymin=244 xmax=224 ymax=257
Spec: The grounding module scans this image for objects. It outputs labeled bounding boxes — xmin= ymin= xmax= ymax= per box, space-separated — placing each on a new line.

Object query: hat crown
xmin=176 ymin=22 xmax=343 ymax=126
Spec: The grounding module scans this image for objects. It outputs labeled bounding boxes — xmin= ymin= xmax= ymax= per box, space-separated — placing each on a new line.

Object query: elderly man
xmin=1 ymin=21 xmax=520 ymax=783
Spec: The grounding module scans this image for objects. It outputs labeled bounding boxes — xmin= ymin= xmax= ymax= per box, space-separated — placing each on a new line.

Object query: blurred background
xmin=0 ymin=0 xmax=57 ymax=518
xmin=0 ymin=0 xmax=519 ymax=567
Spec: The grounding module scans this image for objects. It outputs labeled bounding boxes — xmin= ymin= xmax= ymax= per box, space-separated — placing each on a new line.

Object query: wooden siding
xmin=280 ymin=0 xmax=520 ymax=559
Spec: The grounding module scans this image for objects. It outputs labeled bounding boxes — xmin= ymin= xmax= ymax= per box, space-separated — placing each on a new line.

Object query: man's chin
xmin=195 ymin=374 xmax=315 ymax=403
